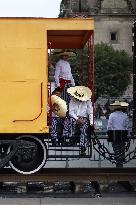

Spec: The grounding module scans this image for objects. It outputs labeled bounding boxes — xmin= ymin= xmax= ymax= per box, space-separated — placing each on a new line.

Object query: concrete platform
xmin=0 ymin=197 xmax=136 ymax=205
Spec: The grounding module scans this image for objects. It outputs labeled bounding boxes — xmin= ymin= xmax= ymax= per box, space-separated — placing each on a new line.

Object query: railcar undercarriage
xmin=0 ymin=130 xmax=135 ymax=175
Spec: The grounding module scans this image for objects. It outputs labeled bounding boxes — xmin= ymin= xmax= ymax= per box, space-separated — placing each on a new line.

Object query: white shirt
xmin=54 ymin=59 xmax=75 ymax=87
xmin=107 ymin=111 xmax=129 ymax=130
xmin=69 ymin=98 xmax=92 ymax=121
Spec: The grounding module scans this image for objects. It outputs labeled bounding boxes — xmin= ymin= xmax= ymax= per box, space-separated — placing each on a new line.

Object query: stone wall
xmin=94 ymin=16 xmax=133 ymax=54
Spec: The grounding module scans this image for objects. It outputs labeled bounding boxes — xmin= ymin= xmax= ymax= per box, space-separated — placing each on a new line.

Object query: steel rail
xmin=0 ymin=168 xmax=136 ymax=182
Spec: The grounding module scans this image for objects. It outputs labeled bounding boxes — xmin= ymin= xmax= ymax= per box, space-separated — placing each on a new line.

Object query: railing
xmin=45 ymin=130 xmax=136 ymax=169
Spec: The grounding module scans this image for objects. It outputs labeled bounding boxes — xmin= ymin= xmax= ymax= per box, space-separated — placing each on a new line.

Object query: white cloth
xmin=69 ymin=98 xmax=92 ymax=121
xmin=54 ymin=59 xmax=75 ymax=87
xmin=107 ymin=111 xmax=129 ymax=130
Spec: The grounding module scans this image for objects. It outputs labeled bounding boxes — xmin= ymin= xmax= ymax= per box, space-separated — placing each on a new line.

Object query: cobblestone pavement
xmin=0 ymin=197 xmax=136 ymax=205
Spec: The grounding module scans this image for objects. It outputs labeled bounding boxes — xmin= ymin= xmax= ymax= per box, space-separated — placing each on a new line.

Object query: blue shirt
xmin=107 ymin=111 xmax=129 ymax=130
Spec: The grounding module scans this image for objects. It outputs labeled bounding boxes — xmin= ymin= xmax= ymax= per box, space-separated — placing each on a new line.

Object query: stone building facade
xmin=59 ymin=0 xmax=136 ymax=54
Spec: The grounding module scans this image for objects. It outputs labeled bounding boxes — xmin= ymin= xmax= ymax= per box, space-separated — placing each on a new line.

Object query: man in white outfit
xmin=54 ymin=50 xmax=75 ymax=104
xmin=48 ymin=87 xmax=67 ymax=146
xmin=63 ymin=86 xmax=92 ymax=155
xmin=107 ymin=101 xmax=129 ymax=167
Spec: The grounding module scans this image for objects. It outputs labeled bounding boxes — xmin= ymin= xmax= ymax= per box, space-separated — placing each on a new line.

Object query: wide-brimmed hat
xmin=110 ymin=100 xmax=129 ymax=110
xmin=67 ymin=86 xmax=92 ymax=102
xmin=54 ymin=49 xmax=76 ymax=57
xmin=51 ymin=95 xmax=67 ymax=117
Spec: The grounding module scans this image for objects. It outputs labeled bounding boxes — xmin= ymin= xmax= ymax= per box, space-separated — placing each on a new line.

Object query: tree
xmin=94 ymin=43 xmax=132 ymax=100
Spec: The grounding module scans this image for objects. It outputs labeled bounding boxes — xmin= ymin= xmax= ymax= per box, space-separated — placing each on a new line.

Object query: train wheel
xmin=8 ymin=135 xmax=47 ymax=175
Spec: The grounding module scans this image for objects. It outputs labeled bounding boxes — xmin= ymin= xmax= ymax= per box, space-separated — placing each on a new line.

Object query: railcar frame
xmin=0 ymin=18 xmax=95 ymax=174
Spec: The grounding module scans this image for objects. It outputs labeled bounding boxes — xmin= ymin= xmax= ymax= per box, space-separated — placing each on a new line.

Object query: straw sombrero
xmin=110 ymin=100 xmax=129 ymax=110
xmin=54 ymin=49 xmax=76 ymax=57
xmin=67 ymin=86 xmax=92 ymax=102
xmin=120 ymin=102 xmax=129 ymax=107
xmin=51 ymin=95 xmax=67 ymax=117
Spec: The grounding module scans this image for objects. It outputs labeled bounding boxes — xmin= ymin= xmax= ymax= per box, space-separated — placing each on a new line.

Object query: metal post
xmin=81 ymin=48 xmax=84 ymax=85
xmin=133 ymin=21 xmax=136 ymax=132
xmin=90 ymin=31 xmax=95 ymax=126
xmin=65 ymin=157 xmax=69 ymax=168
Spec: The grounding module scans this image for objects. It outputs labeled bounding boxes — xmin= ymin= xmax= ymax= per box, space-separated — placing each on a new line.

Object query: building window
xmin=110 ymin=32 xmax=118 ymax=43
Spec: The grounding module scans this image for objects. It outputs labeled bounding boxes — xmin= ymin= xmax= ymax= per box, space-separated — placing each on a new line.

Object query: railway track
xmin=0 ymin=168 xmax=136 ymax=182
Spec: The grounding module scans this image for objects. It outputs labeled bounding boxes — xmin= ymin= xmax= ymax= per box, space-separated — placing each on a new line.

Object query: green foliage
xmin=94 ymin=43 xmax=132 ymax=100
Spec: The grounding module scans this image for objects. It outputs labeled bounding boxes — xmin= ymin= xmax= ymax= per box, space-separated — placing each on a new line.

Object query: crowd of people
xmin=48 ymin=49 xmax=92 ymax=156
xmin=48 ymin=48 xmax=131 ymax=167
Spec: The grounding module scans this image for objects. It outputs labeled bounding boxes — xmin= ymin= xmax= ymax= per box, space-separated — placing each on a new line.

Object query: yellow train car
xmin=0 ymin=18 xmax=94 ymax=174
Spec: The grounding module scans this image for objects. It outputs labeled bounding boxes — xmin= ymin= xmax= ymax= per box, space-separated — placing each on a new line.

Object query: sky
xmin=0 ymin=0 xmax=62 ymax=18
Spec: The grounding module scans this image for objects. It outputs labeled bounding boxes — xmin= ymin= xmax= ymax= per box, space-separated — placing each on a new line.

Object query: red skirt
xmin=59 ymin=78 xmax=71 ymax=90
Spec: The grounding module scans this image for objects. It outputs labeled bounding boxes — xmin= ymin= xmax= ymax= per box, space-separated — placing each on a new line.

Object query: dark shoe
xmin=52 ymin=139 xmax=59 ymax=146
xmin=68 ymin=138 xmax=75 ymax=146
xmin=93 ymin=192 xmax=102 ymax=198
xmin=116 ymin=163 xmax=123 ymax=168
xmin=58 ymin=137 xmax=64 ymax=145
xmin=62 ymin=136 xmax=69 ymax=146
xmin=80 ymin=147 xmax=86 ymax=156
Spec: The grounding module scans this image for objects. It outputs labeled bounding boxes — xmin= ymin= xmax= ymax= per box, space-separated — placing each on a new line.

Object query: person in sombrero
xmin=54 ymin=49 xmax=76 ymax=104
xmin=107 ymin=100 xmax=129 ymax=167
xmin=48 ymin=87 xmax=67 ymax=146
xmin=62 ymin=86 xmax=92 ymax=155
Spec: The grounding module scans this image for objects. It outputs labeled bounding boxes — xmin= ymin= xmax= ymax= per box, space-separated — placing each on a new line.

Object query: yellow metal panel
xmin=0 ymin=22 xmax=47 ymax=81
xmin=0 ymin=82 xmax=48 ymax=133
xmin=0 ymin=22 xmax=45 ymax=48
xmin=46 ymin=18 xmax=94 ymax=31
xmin=0 ymin=48 xmax=46 ymax=81
xmin=0 ymin=19 xmax=48 ymax=134
xmin=0 ymin=82 xmax=41 ymax=120
xmin=0 ymin=18 xmax=94 ymax=31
